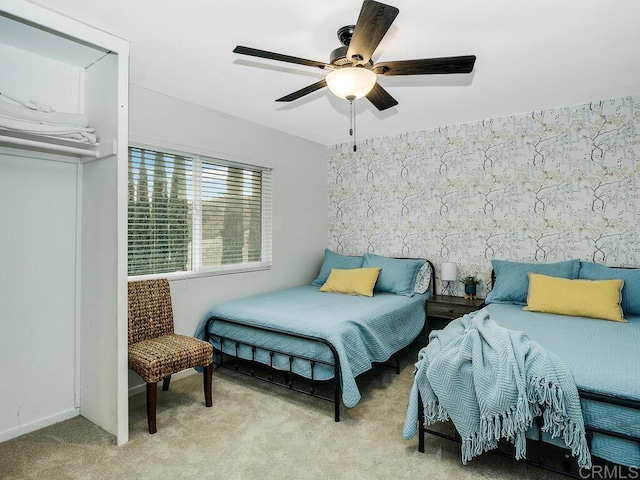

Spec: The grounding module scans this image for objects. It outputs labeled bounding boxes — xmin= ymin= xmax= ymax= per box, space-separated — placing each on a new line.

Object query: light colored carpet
xmin=0 ymin=344 xmax=564 ymax=480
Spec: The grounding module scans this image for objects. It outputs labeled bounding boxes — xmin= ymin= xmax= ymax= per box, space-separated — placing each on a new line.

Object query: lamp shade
xmin=441 ymin=262 xmax=457 ymax=282
xmin=326 ymin=67 xmax=377 ymax=100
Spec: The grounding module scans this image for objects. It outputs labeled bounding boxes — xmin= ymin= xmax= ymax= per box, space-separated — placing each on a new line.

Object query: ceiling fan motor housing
xmin=332 ymin=26 xmax=374 ymax=67
xmin=330 ymin=46 xmax=351 ymax=66
xmin=331 ymin=26 xmax=355 ymax=66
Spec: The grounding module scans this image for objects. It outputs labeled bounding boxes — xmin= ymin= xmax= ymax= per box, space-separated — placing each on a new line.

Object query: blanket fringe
xmin=477 ymin=396 xmax=532 ymax=461
xmin=423 ymin=400 xmax=450 ymax=424
xmin=460 ymin=377 xmax=592 ymax=468
xmin=462 ymin=432 xmax=497 ymax=465
xmin=528 ymin=376 xmax=591 ymax=468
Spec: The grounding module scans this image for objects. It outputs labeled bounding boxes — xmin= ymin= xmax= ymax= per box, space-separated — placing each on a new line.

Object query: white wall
xmin=128 ymin=85 xmax=328 ymax=387
xmin=0 ymin=151 xmax=79 ymax=440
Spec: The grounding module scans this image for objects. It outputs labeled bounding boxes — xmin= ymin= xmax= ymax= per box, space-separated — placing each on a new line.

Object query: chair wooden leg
xmin=204 ymin=363 xmax=213 ymax=407
xmin=146 ymin=382 xmax=158 ymax=434
xmin=162 ymin=375 xmax=171 ymax=391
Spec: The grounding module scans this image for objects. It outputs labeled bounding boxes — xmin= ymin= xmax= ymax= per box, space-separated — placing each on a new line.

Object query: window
xmin=128 ymin=146 xmax=272 ymax=277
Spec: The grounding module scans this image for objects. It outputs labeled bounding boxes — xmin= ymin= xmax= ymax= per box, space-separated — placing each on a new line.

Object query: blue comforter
xmin=194 ymin=285 xmax=428 ymax=408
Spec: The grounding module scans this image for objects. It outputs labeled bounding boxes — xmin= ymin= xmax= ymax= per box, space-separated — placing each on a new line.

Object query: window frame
xmin=127 ymin=138 xmax=273 ymax=281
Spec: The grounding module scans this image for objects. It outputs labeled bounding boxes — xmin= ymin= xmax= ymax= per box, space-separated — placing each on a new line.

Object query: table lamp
xmin=441 ymin=262 xmax=457 ymax=295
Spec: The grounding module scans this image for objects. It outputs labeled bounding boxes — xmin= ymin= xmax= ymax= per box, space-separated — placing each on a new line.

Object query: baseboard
xmin=128 ymin=369 xmax=198 ymax=397
xmin=0 ymin=407 xmax=79 ymax=443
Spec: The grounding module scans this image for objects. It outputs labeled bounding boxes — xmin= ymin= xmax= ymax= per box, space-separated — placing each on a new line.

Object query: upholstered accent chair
xmin=128 ymin=278 xmax=213 ymax=434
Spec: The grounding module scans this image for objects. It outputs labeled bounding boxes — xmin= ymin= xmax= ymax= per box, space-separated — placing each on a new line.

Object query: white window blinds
xmin=128 ymin=146 xmax=272 ymax=277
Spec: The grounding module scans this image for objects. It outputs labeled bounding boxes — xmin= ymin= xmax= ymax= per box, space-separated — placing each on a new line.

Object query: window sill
xmin=128 ymin=261 xmax=272 ymax=282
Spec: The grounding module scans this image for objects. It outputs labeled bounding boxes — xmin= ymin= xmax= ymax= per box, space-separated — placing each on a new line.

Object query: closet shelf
xmin=0 ymin=131 xmax=116 ymax=160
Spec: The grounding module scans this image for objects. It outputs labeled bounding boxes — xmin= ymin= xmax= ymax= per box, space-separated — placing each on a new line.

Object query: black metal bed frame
xmin=205 ymin=316 xmax=344 ymax=421
xmin=203 ymin=258 xmax=435 ymax=422
xmin=417 ymin=267 xmax=640 ymax=478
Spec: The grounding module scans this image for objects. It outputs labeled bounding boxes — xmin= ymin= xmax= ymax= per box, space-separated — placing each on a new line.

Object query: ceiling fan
xmin=233 ymin=0 xmax=477 ymax=111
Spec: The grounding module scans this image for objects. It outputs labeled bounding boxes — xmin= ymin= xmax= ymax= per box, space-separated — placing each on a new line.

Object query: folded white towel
xmin=0 ymin=93 xmax=89 ymax=127
xmin=0 ymin=115 xmax=97 ymax=144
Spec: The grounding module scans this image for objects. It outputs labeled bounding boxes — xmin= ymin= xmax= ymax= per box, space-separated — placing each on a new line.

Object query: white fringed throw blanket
xmin=403 ymin=309 xmax=592 ymax=468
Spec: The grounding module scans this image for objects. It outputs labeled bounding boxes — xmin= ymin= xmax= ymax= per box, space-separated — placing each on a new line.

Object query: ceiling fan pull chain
xmin=349 ymin=99 xmax=357 ymax=152
xmin=353 ymin=100 xmax=357 ymax=152
xmin=349 ymin=99 xmax=354 ymax=137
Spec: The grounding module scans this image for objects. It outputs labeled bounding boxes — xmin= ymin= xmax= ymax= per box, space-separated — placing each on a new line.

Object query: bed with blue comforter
xmin=488 ymin=303 xmax=640 ymax=468
xmin=195 ymin=285 xmax=429 ymax=409
xmin=407 ymin=258 xmax=640 ymax=474
xmin=195 ymin=252 xmax=434 ymax=420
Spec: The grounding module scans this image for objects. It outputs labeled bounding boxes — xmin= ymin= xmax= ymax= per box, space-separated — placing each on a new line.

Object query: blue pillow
xmin=485 ymin=259 xmax=580 ymax=305
xmin=579 ymin=262 xmax=640 ymax=316
xmin=362 ymin=253 xmax=425 ymax=297
xmin=312 ymin=249 xmax=364 ymax=286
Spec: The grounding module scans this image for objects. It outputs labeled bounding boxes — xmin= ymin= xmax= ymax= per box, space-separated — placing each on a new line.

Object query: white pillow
xmin=414 ymin=262 xmax=432 ymax=294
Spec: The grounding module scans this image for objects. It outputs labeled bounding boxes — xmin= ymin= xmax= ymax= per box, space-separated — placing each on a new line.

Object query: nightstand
xmin=419 ymin=295 xmax=485 ymax=344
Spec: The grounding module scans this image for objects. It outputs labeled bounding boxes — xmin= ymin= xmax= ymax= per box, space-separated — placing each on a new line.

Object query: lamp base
xmin=442 ymin=281 xmax=455 ymax=296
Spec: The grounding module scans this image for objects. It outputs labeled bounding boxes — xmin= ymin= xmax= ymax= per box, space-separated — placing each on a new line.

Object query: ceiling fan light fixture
xmin=326 ymin=67 xmax=376 ymax=100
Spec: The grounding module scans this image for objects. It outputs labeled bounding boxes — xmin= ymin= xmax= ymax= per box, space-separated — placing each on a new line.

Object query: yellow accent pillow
xmin=524 ymin=273 xmax=625 ymax=322
xmin=319 ymin=267 xmax=382 ymax=297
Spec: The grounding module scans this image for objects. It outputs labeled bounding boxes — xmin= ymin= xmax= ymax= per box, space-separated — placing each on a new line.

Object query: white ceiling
xmin=29 ymin=0 xmax=640 ymax=146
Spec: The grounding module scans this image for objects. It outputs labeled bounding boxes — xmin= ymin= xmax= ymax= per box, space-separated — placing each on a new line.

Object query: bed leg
xmin=268 ymin=351 xmax=274 ymax=382
xmin=334 ymin=362 xmax=340 ymax=422
xmin=536 ymin=416 xmax=545 ymax=466
xmin=287 ymin=356 xmax=294 ymax=388
xmin=250 ymin=346 xmax=256 ymax=376
xmin=395 ymin=352 xmax=400 ymax=375
xmin=418 ymin=391 xmax=425 ymax=453
xmin=310 ymin=361 xmax=316 ymax=396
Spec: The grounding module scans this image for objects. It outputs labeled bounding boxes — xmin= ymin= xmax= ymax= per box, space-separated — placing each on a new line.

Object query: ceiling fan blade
xmin=346 ymin=0 xmax=399 ymax=65
xmin=365 ymin=83 xmax=398 ymax=111
xmin=233 ymin=46 xmax=330 ymax=70
xmin=276 ymin=79 xmax=328 ymax=102
xmin=373 ymin=55 xmax=476 ymax=76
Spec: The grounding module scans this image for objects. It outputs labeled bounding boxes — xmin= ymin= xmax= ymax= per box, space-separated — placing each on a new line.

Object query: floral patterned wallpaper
xmin=327 ymin=95 xmax=640 ymax=296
